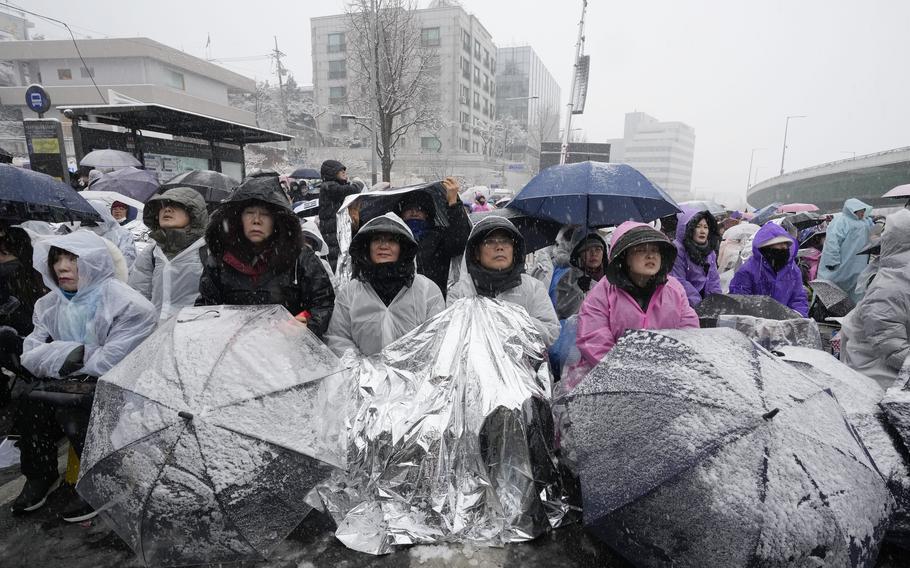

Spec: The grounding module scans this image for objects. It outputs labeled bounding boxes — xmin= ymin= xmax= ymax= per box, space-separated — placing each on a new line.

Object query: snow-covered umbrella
xmin=80 ymin=149 xmax=142 ymax=169
xmin=809 ymin=278 xmax=856 ymax=317
xmin=695 ymin=293 xmax=800 ymax=323
xmin=566 ymin=328 xmax=893 ymax=568
xmin=76 ymin=305 xmax=348 ymax=567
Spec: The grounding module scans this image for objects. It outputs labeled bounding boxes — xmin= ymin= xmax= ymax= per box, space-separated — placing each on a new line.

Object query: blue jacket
xmin=818 ymin=198 xmax=873 ymax=303
xmin=729 ymin=223 xmax=809 ymax=316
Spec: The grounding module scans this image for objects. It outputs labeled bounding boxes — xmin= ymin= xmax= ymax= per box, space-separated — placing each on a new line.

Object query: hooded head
xmin=396 ymin=191 xmax=436 ymax=240
xmin=605 ymin=221 xmax=676 ymax=288
xmin=676 ymin=207 xmax=720 ymax=257
xmin=320 ymin=159 xmax=346 ymax=182
xmin=465 ymin=216 xmax=525 ymax=297
xmin=878 ymin=208 xmax=910 ymax=269
xmin=144 ymin=187 xmax=209 ymax=255
xmin=206 ymin=174 xmax=302 ymax=268
xmin=568 ymin=230 xmax=607 ymax=274
xmin=299 ymin=217 xmax=329 ymax=257
xmin=843 ymin=198 xmax=872 ymax=220
xmin=350 ymin=213 xmax=418 ymax=279
xmin=32 ymin=231 xmax=114 ymax=296
xmin=751 ymin=222 xmax=797 ymax=272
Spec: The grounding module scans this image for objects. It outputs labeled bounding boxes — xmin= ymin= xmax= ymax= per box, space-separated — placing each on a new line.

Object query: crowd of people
xmin=1 ymin=158 xmax=908 ymax=534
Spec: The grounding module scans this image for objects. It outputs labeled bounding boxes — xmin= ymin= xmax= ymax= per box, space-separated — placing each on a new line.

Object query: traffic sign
xmin=25 ymin=84 xmax=52 ymax=115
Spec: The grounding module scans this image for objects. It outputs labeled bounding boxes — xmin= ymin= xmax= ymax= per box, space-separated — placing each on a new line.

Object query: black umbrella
xmin=0 ymin=164 xmax=101 ymax=223
xmin=858 ymin=239 xmax=881 ymax=256
xmin=357 ymin=181 xmax=452 ymax=229
xmin=290 ymin=167 xmax=321 ymax=179
xmin=695 ymin=293 xmax=800 ymax=324
xmin=469 ymin=208 xmax=562 ymax=253
xmin=566 ymin=328 xmax=893 ymax=567
xmin=788 ymin=211 xmax=826 ymax=230
xmin=0 ymin=147 xmax=12 ymax=164
xmin=809 ymin=279 xmax=856 ymax=317
xmin=158 ymin=169 xmax=239 ymax=204
xmin=880 ymin=373 xmax=910 ymax=474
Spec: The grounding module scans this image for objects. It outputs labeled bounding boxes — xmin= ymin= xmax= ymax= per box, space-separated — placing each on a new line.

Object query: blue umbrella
xmin=290 ymin=167 xmax=321 ymax=180
xmin=0 ymin=164 xmax=101 ymax=223
xmin=508 ymin=162 xmax=681 ymax=228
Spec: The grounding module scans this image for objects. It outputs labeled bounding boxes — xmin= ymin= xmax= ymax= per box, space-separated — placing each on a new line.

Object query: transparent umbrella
xmin=80 ymin=149 xmax=142 ymax=169
xmin=76 ymin=305 xmax=348 ymax=567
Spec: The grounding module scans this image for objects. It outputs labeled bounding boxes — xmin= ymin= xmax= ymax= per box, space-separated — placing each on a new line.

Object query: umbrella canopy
xmin=79 ymin=190 xmax=145 ymax=212
xmin=89 ymin=166 xmax=160 ymax=203
xmin=566 ymin=328 xmax=893 ymax=567
xmin=508 ymin=162 xmax=681 ymax=228
xmin=289 ymin=167 xmax=320 ymax=180
xmin=778 ymin=203 xmax=819 ymax=213
xmin=695 ymin=293 xmax=801 ymax=322
xmin=787 ymin=210 xmax=826 ymax=230
xmin=158 ymin=169 xmax=237 ymax=204
xmin=882 ymin=184 xmax=910 ymax=199
xmin=469 ymin=208 xmax=562 ymax=253
xmin=679 ymin=199 xmax=727 ymax=216
xmin=80 ymin=149 xmax=142 ymax=169
xmin=76 ymin=305 xmax=348 ymax=567
xmin=751 ymin=202 xmax=783 ymax=225
xmin=0 ymin=164 xmax=101 ymax=223
xmin=809 ymin=278 xmax=856 ymax=317
xmin=354 ymin=181 xmax=452 ymax=229
xmin=880 ymin=368 xmax=910 ymax=475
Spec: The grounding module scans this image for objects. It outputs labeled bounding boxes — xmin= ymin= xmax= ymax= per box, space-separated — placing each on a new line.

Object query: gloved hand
xmin=350 ymin=178 xmax=366 ymax=191
xmin=58 ymin=345 xmax=85 ymax=377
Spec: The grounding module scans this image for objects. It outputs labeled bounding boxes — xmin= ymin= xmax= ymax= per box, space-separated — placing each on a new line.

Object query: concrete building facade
xmin=609 ymin=111 xmax=695 ymax=201
xmin=495 ymin=46 xmax=561 ymax=174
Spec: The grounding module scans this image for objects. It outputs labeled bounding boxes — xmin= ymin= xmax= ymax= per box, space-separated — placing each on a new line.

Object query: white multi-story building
xmin=610 ymin=111 xmax=695 ymax=201
xmin=311 ymin=1 xmax=507 ymax=185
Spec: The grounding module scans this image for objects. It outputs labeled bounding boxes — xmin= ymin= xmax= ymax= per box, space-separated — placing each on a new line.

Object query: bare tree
xmin=346 ymin=0 xmax=443 ymax=181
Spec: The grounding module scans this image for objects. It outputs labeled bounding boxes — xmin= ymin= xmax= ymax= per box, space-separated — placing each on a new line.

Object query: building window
xmin=461 ymin=57 xmax=471 ymax=80
xmin=472 ymin=141 xmax=480 ymax=153
xmin=460 ymin=138 xmax=470 ymax=151
xmin=462 ymin=29 xmax=471 ymax=52
xmin=420 ymin=27 xmax=440 ymax=47
xmin=79 ymin=67 xmax=94 ymax=79
xmin=460 ymin=85 xmax=470 ymax=105
xmin=473 ymin=92 xmax=480 ymax=110
xmin=483 ymin=48 xmax=490 ymax=69
xmin=327 ymin=32 xmax=346 ymax=53
xmin=329 ymin=86 xmax=347 ymax=105
xmin=474 ymin=39 xmax=481 ymax=59
xmin=482 ymin=74 xmax=489 ymax=92
xmin=330 ymin=115 xmax=349 ymax=131
xmin=473 ymin=65 xmax=480 ymax=85
xmin=328 ymin=59 xmax=346 ymax=79
xmin=57 ymin=68 xmax=72 ymax=80
xmin=421 ymin=136 xmax=441 ymax=151
xmin=164 ymin=69 xmax=184 ymax=90
xmin=491 ymin=58 xmax=496 ymax=73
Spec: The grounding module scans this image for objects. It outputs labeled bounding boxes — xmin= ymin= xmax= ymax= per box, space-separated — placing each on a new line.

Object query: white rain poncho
xmin=21 ymin=231 xmax=157 ymax=379
xmin=128 ymin=239 xmax=206 ymax=322
xmin=841 ymin=208 xmax=910 ymax=389
xmin=85 ymin=199 xmax=139 ymax=268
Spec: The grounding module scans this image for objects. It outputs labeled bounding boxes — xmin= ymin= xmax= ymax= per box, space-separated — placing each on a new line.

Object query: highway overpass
xmin=747 ymin=147 xmax=910 ymax=212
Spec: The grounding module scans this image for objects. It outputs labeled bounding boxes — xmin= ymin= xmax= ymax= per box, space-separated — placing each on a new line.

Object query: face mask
xmin=404 ymin=218 xmax=428 ymax=241
xmin=761 ymin=247 xmax=790 ymax=271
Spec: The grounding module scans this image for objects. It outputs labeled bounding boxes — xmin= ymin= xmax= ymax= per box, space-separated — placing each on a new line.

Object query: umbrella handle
xmin=178 ymin=411 xmax=194 ymax=421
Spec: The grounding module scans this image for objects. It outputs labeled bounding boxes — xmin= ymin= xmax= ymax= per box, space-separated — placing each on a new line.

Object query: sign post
xmin=23 ymin=84 xmax=70 ymax=182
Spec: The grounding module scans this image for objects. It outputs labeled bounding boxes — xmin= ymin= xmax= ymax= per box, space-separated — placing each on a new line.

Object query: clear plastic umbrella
xmin=76 ymin=305 xmax=348 ymax=567
xmin=80 ymin=149 xmax=142 ymax=169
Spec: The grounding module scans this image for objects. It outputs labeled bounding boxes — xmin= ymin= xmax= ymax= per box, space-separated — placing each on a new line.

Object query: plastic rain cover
xmin=76 ymin=305 xmax=348 ymax=567
xmin=716 ymin=314 xmax=823 ymax=351
xmin=565 ymin=328 xmax=892 ymax=568
xmin=881 ymin=360 xmax=910 ymax=474
xmin=312 ymin=297 xmax=568 ymax=555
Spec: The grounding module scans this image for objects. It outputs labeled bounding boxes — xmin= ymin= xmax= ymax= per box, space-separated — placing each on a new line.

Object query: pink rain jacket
xmin=575 ymin=222 xmax=700 ymax=367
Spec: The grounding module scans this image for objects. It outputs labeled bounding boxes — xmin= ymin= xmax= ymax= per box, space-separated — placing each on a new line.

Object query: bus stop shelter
xmin=63 ymin=103 xmax=292 ymax=181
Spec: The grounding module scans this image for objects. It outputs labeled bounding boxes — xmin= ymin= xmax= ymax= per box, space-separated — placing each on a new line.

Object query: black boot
xmin=11 ymin=474 xmax=60 ymax=514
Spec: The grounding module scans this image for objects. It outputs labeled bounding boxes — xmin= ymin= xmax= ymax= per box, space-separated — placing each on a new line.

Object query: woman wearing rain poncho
xmin=448 ymin=216 xmax=559 ymax=347
xmin=840 ymin=208 xmax=910 ymax=389
xmin=13 ymin=231 xmax=156 ymax=519
xmin=670 ymin=208 xmax=722 ymax=307
xmin=818 ymin=198 xmax=874 ymax=303
xmin=729 ymin=222 xmax=809 ymax=317
xmin=553 ymin=230 xmax=607 ymax=320
xmin=325 ymin=213 xmax=445 ymax=357
xmin=128 ymin=187 xmax=209 ymax=321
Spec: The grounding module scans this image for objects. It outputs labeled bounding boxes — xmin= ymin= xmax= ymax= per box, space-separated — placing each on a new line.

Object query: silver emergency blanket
xmin=717 ymin=313 xmax=823 ymax=351
xmin=313 ymin=297 xmax=568 ymax=555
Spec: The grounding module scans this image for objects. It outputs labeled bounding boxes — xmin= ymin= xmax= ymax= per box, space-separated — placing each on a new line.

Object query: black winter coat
xmin=317 ymin=179 xmax=362 ymax=269
xmin=416 ymin=201 xmax=471 ymax=297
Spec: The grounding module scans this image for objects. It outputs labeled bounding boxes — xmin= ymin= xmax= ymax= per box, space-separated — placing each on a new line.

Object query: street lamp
xmin=340 ymin=113 xmax=378 ymax=185
xmin=746 ymin=147 xmax=764 ymax=192
xmin=779 ymin=115 xmax=806 ymax=175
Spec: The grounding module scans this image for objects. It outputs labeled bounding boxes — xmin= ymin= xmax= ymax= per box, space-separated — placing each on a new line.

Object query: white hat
xmin=758 ymin=235 xmax=792 ymax=248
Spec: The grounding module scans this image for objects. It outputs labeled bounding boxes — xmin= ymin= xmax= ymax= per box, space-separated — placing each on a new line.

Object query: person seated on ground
xmin=797 ymin=226 xmax=826 ymax=286
xmin=396 ymin=177 xmax=471 ymax=299
xmin=197 ymin=173 xmax=335 ymax=338
xmin=671 ymin=208 xmax=722 ymax=307
xmin=470 ymin=192 xmax=493 ymax=213
xmin=729 ymin=222 xmax=809 ymax=317
xmin=14 ymin=231 xmax=156 ymax=520
xmin=575 ymin=222 xmax=699 ymax=368
xmin=325 ymin=213 xmax=444 ymax=358
xmin=84 ymin=199 xmax=138 ymax=268
xmin=840 ymin=209 xmax=910 ymax=390
xmin=447 ymin=216 xmax=559 ymax=347
xmin=818 ymin=198 xmax=874 ymax=303
xmin=129 ymin=187 xmax=209 ymax=322
xmin=554 ymin=230 xmax=607 ymax=320
xmin=110 ymin=201 xmax=130 ymax=227
xmin=317 ymin=160 xmax=364 ymax=271
xmin=0 ymin=225 xmax=47 ymax=405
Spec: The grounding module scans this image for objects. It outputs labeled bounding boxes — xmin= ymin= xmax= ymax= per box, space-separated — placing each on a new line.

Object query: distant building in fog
xmin=539 ymin=141 xmax=610 ymax=171
xmin=609 ymin=111 xmax=695 ymax=201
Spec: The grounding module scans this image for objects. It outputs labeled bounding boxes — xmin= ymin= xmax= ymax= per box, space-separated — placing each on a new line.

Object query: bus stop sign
xmin=25 ymin=84 xmax=52 ymax=115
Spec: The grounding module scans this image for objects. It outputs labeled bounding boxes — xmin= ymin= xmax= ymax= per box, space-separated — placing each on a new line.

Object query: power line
xmin=1 ymin=2 xmax=106 ymax=104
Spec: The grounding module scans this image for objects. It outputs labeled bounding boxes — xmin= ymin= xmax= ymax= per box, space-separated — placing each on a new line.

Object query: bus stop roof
xmin=63 ymin=103 xmax=292 ymax=145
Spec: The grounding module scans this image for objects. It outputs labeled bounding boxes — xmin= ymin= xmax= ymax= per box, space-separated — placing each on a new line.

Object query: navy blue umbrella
xmin=507 ymin=162 xmax=681 ymax=228
xmin=0 ymin=164 xmax=101 ymax=223
xmin=290 ymin=167 xmax=321 ymax=180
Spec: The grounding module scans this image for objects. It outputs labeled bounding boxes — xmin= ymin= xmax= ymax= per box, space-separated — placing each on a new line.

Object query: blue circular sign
xmin=25 ymin=84 xmax=52 ymax=114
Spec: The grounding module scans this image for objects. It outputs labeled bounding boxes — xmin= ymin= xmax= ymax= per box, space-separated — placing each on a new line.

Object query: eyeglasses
xmin=628 ymin=243 xmax=662 ymax=256
xmin=481 ymin=236 xmax=514 ymax=248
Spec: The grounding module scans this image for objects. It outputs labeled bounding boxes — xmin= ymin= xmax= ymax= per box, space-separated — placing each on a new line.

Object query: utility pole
xmin=272 ymin=36 xmax=288 ymax=125
xmin=560 ymin=0 xmax=588 ymax=165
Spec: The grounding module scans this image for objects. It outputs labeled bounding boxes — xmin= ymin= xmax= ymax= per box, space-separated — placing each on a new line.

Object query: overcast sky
xmin=18 ymin=0 xmax=910 ymax=207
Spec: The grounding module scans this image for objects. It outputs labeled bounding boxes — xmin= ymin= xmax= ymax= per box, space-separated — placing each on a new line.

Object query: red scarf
xmin=222 ymin=250 xmax=271 ymax=286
